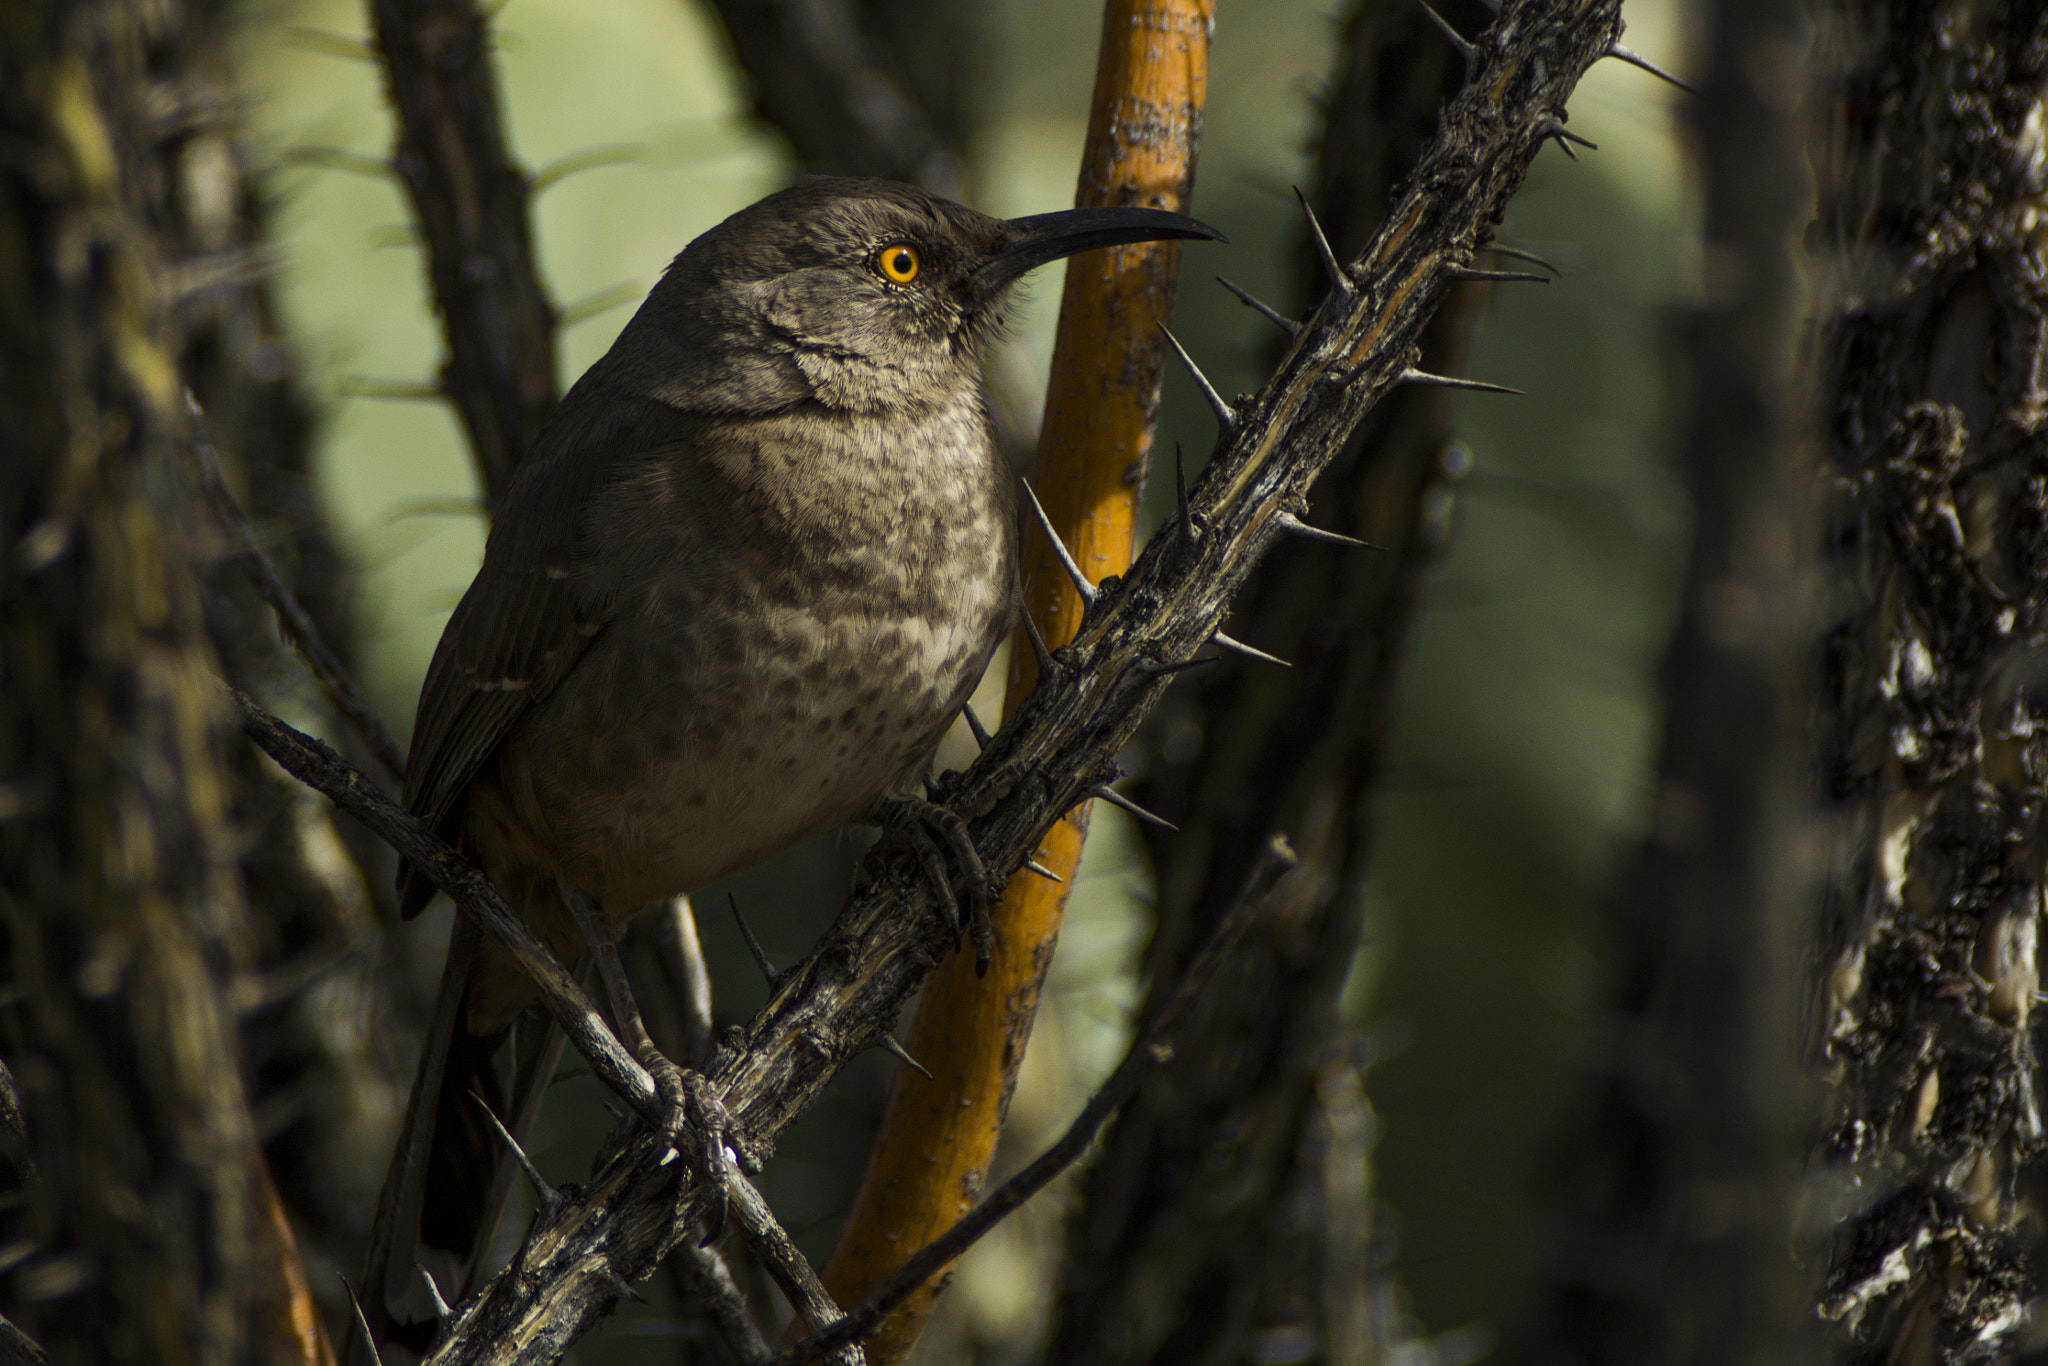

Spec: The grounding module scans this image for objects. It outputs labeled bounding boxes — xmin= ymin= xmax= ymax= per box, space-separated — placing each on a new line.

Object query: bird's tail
xmin=344 ymin=913 xmax=567 ymax=1364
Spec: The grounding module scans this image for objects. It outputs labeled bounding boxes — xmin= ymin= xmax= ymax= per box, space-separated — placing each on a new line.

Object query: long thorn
xmin=1217 ymin=276 xmax=1300 ymax=337
xmin=1485 ymin=244 xmax=1561 ymax=275
xmin=1444 ymin=265 xmax=1549 ymax=284
xmin=1608 ymin=42 xmax=1699 ymax=95
xmin=1413 ymin=0 xmax=1475 ymax=61
xmin=1158 ymin=325 xmax=1238 ymax=433
xmin=1023 ymin=858 xmax=1064 ymax=883
xmin=879 ymin=1032 xmax=933 ymax=1080
xmin=1090 ymin=784 xmax=1178 ymax=831
xmin=728 ymin=892 xmax=780 ymax=988
xmin=471 ymin=1092 xmax=557 ymax=1204
xmin=599 ymin=1266 xmax=648 ymax=1304
xmin=1400 ymin=367 xmax=1524 ymax=395
xmin=417 ymin=1265 xmax=452 ymax=1323
xmin=1296 ymin=188 xmax=1354 ymax=296
xmin=1275 ymin=511 xmax=1377 ymax=550
xmin=1020 ymin=609 xmax=1059 ymax=679
xmin=339 ymin=1275 xmax=385 ymax=1366
xmin=1213 ymin=631 xmax=1291 ymax=667
xmin=961 ymin=701 xmax=991 ymax=750
xmin=1535 ymin=116 xmax=1597 ymax=157
xmin=1020 ymin=477 xmax=1096 ymax=604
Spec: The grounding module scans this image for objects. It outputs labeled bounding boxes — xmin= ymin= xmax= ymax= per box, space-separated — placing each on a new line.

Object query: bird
xmin=349 ymin=176 xmax=1220 ymax=1360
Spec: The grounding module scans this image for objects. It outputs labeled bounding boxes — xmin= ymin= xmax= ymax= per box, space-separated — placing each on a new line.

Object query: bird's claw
xmin=645 ymin=1049 xmax=738 ymax=1246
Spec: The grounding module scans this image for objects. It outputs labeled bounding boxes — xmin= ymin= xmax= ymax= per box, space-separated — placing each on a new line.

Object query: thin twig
xmin=190 ymin=395 xmax=406 ymax=779
xmin=772 ymin=836 xmax=1297 ymax=1365
xmin=725 ymin=1169 xmax=865 ymax=1365
xmin=678 ymin=1240 xmax=772 ymax=1364
xmin=231 ymin=689 xmax=856 ymax=1359
xmin=657 ymin=896 xmax=717 ymax=1068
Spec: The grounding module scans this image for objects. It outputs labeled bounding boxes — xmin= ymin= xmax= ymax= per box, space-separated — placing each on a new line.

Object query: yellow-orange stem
xmin=817 ymin=2 xmax=1211 ymax=1359
xmin=253 ymin=1148 xmax=337 ymax=1366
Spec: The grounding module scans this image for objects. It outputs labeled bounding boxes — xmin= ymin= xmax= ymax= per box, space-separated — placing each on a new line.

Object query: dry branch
xmin=1055 ymin=0 xmax=1501 ymax=1354
xmin=193 ymin=403 xmax=406 ymax=780
xmin=230 ymin=694 xmax=660 ymax=1122
xmin=343 ymin=1 xmax=1636 ymax=1359
xmin=367 ymin=0 xmax=558 ymax=503
xmin=1801 ymin=1 xmax=2048 ymax=1357
xmin=703 ymin=0 xmax=974 ymax=197
xmin=779 ymin=837 xmax=1297 ymax=1366
xmin=818 ymin=0 xmax=1212 ymax=1353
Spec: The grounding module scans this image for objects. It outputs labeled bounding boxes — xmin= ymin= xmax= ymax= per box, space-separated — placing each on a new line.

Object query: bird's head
xmin=612 ymin=177 xmax=1222 ymax=416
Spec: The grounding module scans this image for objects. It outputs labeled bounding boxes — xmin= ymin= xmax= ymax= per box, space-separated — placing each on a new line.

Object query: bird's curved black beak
xmin=977 ymin=206 xmax=1226 ymax=292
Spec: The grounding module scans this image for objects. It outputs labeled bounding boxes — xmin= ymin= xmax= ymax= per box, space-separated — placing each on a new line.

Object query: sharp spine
xmin=600 ymin=1268 xmax=648 ymax=1303
xmin=879 ymin=1033 xmax=933 ymax=1080
xmin=1020 ymin=609 xmax=1060 ymax=679
xmin=729 ymin=892 xmax=781 ymax=988
xmin=1159 ymin=325 xmax=1238 ymax=433
xmin=1400 ymin=367 xmax=1523 ymax=395
xmin=961 ymin=701 xmax=991 ymax=749
xmin=1218 ymin=276 xmax=1300 ymax=337
xmin=471 ymin=1093 xmax=557 ymax=1204
xmin=1535 ymin=116 xmax=1597 ymax=157
xmin=1023 ymin=858 xmax=1064 ymax=883
xmin=1485 ymin=244 xmax=1560 ymax=275
xmin=1296 ymin=188 xmax=1355 ymax=296
xmin=1213 ymin=631 xmax=1291 ymax=667
xmin=417 ymin=1266 xmax=453 ymax=1322
xmin=1445 ymin=265 xmax=1549 ymax=284
xmin=339 ymin=1276 xmax=386 ymax=1366
xmin=1276 ymin=511 xmax=1376 ymax=549
xmin=1090 ymin=785 xmax=1178 ymax=831
xmin=1413 ymin=0 xmax=1475 ymax=62
xmin=1608 ymin=42 xmax=1698 ymax=95
xmin=1020 ymin=477 xmax=1097 ymax=605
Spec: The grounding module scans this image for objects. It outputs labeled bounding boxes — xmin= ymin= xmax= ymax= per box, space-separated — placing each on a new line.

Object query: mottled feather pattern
xmin=359 ymin=179 xmax=1217 ymax=1361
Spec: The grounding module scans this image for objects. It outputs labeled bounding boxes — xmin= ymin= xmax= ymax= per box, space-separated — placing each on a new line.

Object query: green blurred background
xmin=232 ymin=0 xmax=1694 ymax=1356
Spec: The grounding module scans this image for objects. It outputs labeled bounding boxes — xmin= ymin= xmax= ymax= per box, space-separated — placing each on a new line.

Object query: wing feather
xmin=396 ymin=389 xmax=695 ymax=914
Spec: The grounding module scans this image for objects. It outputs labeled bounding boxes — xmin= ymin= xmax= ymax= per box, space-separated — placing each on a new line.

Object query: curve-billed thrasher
xmin=354 ymin=176 xmax=1218 ymax=1357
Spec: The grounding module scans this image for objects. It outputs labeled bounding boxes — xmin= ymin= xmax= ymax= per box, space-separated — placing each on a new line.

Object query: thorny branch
xmin=772 ymin=836 xmax=1299 ymax=1366
xmin=233 ymin=693 xmax=850 ymax=1362
xmin=394 ymin=1 xmax=1631 ymax=1359
xmin=1054 ymin=0 xmax=1502 ymax=1353
xmin=366 ymin=0 xmax=558 ymax=503
xmin=229 ymin=692 xmax=660 ymax=1123
xmin=192 ymin=400 xmax=407 ymax=780
xmin=236 ymin=0 xmax=1635 ymax=1358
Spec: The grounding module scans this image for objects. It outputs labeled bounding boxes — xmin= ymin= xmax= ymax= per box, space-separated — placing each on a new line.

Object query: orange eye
xmin=874 ymin=243 xmax=921 ymax=284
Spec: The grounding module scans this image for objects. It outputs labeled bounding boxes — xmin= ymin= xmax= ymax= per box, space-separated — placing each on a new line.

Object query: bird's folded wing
xmin=396 ymin=390 xmax=696 ymax=915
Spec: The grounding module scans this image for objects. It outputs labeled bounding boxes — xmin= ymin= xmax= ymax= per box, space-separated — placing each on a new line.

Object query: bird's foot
xmin=655 ymin=1059 xmax=740 ymax=1246
xmin=563 ymin=886 xmax=741 ymax=1240
xmin=870 ymin=795 xmax=996 ymax=973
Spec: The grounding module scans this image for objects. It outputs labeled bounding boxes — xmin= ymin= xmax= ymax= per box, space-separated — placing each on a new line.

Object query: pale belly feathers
xmin=470 ymin=394 xmax=1015 ymax=919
